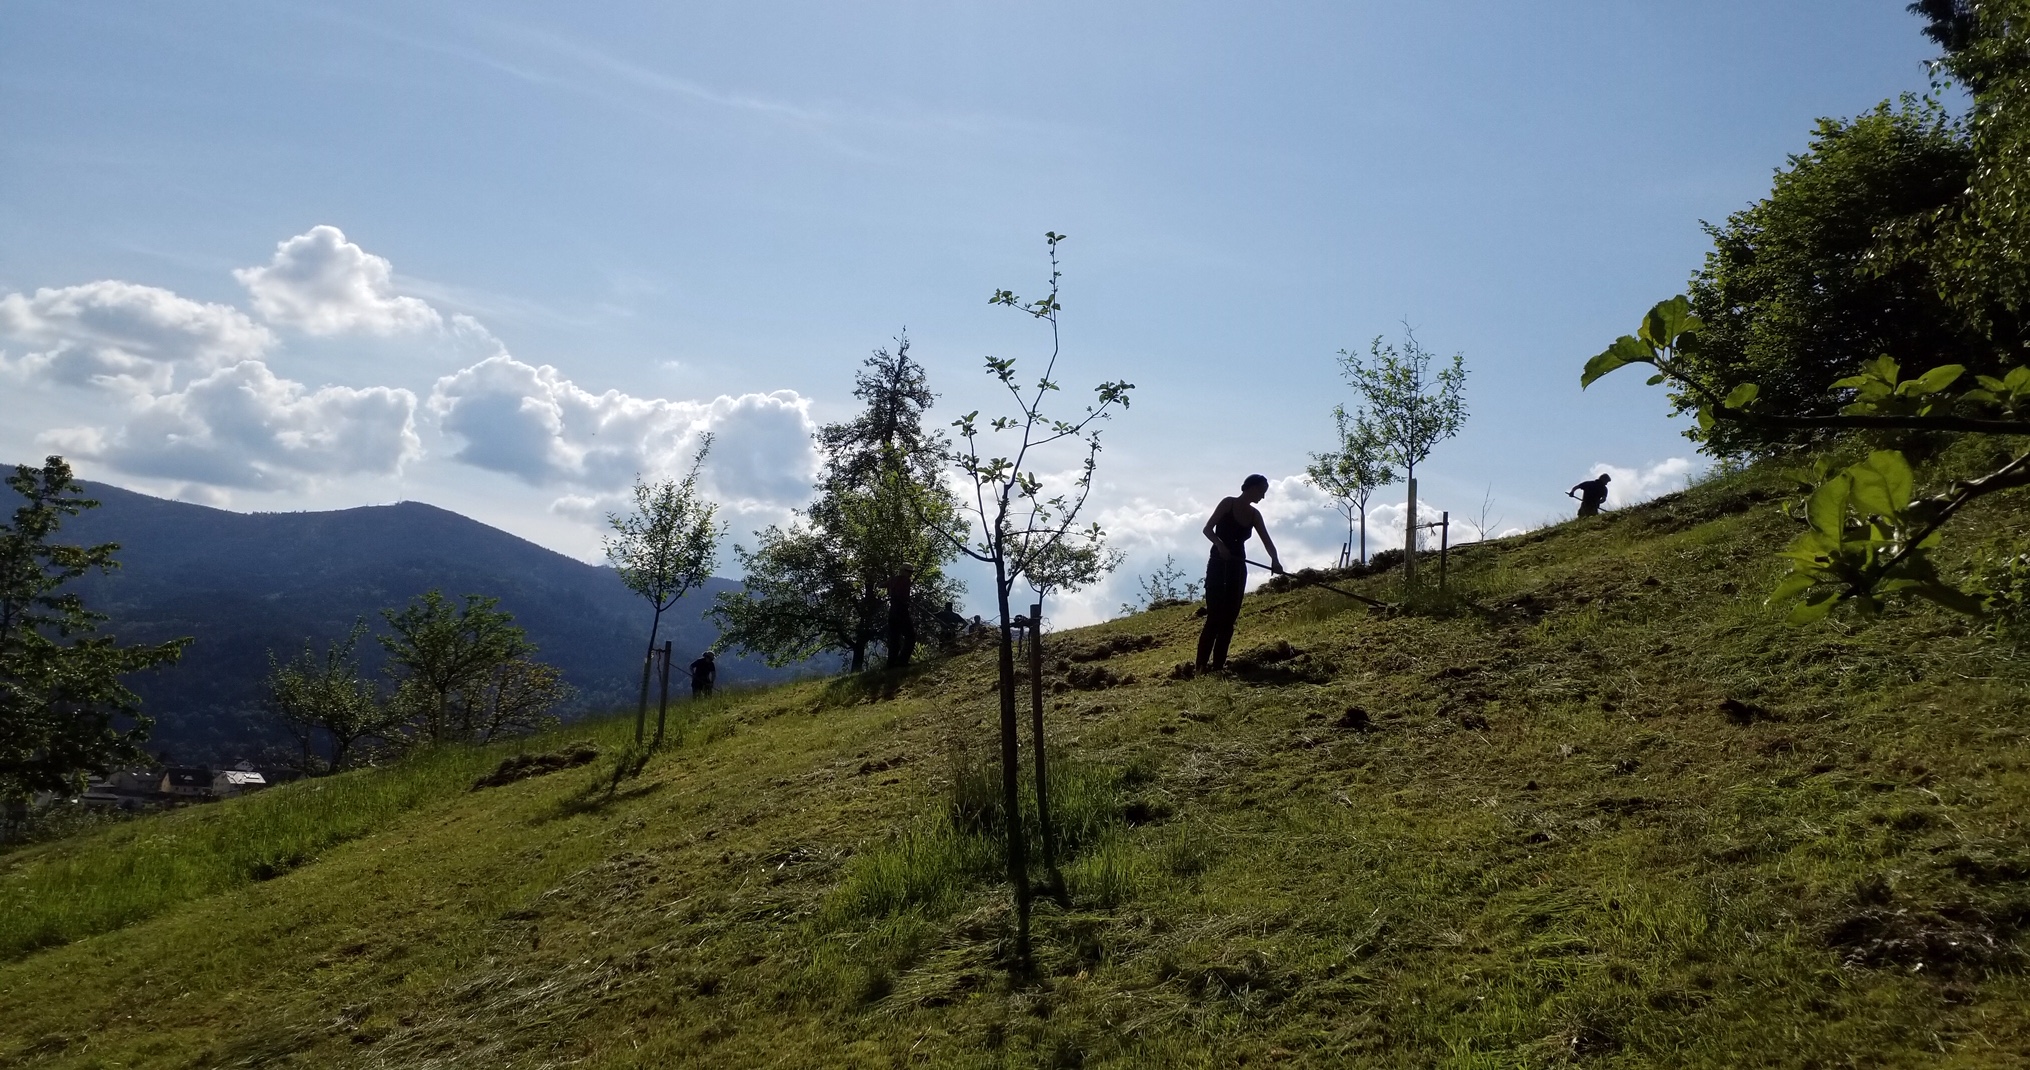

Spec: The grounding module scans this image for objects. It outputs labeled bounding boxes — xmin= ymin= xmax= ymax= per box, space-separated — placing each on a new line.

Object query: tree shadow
xmin=534 ymin=779 xmax=666 ymax=824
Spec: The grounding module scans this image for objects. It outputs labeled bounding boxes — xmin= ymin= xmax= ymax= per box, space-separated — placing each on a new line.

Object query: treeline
xmin=264 ymin=591 xmax=571 ymax=774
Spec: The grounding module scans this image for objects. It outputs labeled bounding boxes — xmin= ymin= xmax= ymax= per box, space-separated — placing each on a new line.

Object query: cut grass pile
xmin=3 ymin=462 xmax=2030 ymax=1067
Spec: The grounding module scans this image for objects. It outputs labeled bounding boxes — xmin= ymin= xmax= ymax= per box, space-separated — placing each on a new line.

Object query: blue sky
xmin=0 ymin=1 xmax=1945 ymax=622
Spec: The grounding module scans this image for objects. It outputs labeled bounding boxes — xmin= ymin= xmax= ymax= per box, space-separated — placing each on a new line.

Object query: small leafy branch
xmin=1121 ymin=553 xmax=1201 ymax=616
xmin=949 ymin=233 xmax=1134 ymax=602
xmin=1583 ymin=296 xmax=2030 ymax=621
xmin=941 ymin=231 xmax=1132 ymax=964
xmin=1305 ymin=404 xmax=1396 ymax=566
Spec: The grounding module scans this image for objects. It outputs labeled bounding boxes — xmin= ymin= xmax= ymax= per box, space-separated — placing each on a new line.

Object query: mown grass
xmin=0 ymin=691 xmax=753 ymax=962
xmin=3 ymin=461 xmax=2030 ymax=1067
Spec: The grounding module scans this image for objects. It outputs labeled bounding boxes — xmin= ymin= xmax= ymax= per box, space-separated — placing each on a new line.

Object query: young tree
xmin=0 ymin=457 xmax=185 ymax=804
xmin=265 ymin=620 xmax=394 ymax=772
xmin=467 ymin=659 xmax=570 ymax=743
xmin=606 ymin=437 xmax=723 ymax=742
xmin=1304 ymin=404 xmax=1396 ymax=566
xmin=714 ymin=335 xmax=964 ymax=672
xmin=1339 ymin=327 xmax=1468 ymax=582
xmin=943 ymin=232 xmax=1133 ymax=961
xmin=1121 ymin=553 xmax=1201 ymax=616
xmin=379 ymin=590 xmax=536 ymax=743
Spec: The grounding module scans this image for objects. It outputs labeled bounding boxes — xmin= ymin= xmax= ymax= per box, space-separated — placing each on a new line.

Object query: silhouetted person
xmin=1569 ymin=472 xmax=1612 ymax=518
xmin=1196 ymin=474 xmax=1284 ymax=673
xmin=885 ymin=565 xmax=916 ymax=669
xmin=689 ymin=650 xmax=716 ymax=698
xmin=935 ymin=599 xmax=967 ymax=645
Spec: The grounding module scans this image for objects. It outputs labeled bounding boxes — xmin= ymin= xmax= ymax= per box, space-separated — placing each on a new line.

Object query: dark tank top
xmin=1214 ymin=503 xmax=1253 ymax=554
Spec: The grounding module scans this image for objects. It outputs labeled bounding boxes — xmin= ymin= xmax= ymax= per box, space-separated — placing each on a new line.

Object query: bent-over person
xmin=1569 ymin=472 xmax=1612 ymax=518
xmin=1196 ymin=474 xmax=1283 ymax=673
xmin=689 ymin=650 xmax=716 ymax=698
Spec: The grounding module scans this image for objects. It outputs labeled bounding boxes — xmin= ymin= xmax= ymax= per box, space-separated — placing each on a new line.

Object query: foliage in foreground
xmin=0 ymin=457 xmax=185 ymax=805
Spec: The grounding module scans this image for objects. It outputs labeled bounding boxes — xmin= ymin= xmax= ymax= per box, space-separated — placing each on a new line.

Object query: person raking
xmin=1568 ymin=472 xmax=1612 ymax=518
xmin=1196 ymin=474 xmax=1283 ymax=674
xmin=689 ymin=649 xmax=716 ymax=699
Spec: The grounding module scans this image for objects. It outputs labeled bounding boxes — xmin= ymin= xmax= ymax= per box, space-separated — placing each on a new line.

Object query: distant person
xmin=885 ymin=565 xmax=916 ymax=669
xmin=1568 ymin=472 xmax=1612 ymax=518
xmin=935 ymin=599 xmax=967 ymax=645
xmin=689 ymin=650 xmax=716 ymax=699
xmin=1196 ymin=474 xmax=1284 ymax=674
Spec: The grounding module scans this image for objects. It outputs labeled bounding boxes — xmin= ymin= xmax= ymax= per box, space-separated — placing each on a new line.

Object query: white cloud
xmin=234 ymin=225 xmax=442 ymax=335
xmin=1585 ymin=457 xmax=1698 ymax=509
xmin=44 ymin=360 xmax=420 ymax=491
xmin=428 ymin=354 xmax=819 ymax=505
xmin=0 ymin=281 xmax=273 ymax=393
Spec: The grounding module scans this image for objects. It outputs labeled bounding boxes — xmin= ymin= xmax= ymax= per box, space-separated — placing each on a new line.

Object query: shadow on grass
xmin=818 ymin=665 xmax=935 ymax=706
xmin=540 ymin=780 xmax=666 ymax=822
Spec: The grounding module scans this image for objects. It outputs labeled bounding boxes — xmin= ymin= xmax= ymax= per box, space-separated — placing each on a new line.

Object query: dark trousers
xmin=1196 ymin=552 xmax=1247 ymax=670
xmin=1577 ymin=499 xmax=1601 ymax=518
xmin=888 ymin=613 xmax=916 ymax=669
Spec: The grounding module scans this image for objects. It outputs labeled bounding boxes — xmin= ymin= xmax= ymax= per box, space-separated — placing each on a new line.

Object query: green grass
xmin=3 ymin=461 xmax=2030 ymax=1067
xmin=0 ymin=738 xmax=525 ymax=959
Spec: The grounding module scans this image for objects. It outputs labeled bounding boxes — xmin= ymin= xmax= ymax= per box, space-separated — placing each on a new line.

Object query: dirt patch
xmin=1823 ymin=904 xmax=2025 ymax=977
xmin=1063 ymin=664 xmax=1135 ymax=691
xmin=1063 ymin=634 xmax=1161 ymax=662
xmin=1229 ymin=640 xmax=1334 ymax=684
xmin=471 ymin=744 xmax=600 ymax=790
xmin=1719 ymin=697 xmax=1778 ymax=725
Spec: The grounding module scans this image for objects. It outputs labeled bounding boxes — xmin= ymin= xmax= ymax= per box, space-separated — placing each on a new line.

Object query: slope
xmin=3 ymin=463 xmax=2028 ymax=1068
xmin=52 ymin=480 xmax=787 ymax=760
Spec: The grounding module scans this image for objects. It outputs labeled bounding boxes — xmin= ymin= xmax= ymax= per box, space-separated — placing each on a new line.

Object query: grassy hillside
xmin=4 ymin=464 xmax=2030 ymax=1068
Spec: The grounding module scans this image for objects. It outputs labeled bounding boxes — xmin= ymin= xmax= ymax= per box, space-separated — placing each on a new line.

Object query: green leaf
xmin=1645 ymin=373 xmax=1666 ymax=386
xmin=1766 ymin=572 xmax=1819 ymax=606
xmin=1787 ymin=591 xmax=1840 ymax=624
xmin=1902 ymin=364 xmax=1965 ymax=395
xmin=1805 ymin=475 xmax=1850 ymax=540
xmin=1581 ymin=335 xmax=1654 ymax=388
xmin=1859 ymin=450 xmax=1913 ymax=512
xmin=1639 ymin=296 xmax=1696 ymax=351
xmin=1722 ymin=382 xmax=1759 ymax=409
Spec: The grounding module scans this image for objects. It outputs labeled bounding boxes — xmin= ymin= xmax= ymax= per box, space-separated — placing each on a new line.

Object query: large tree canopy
xmin=1680 ymin=99 xmax=1995 ymax=457
xmin=714 ymin=334 xmax=963 ymax=671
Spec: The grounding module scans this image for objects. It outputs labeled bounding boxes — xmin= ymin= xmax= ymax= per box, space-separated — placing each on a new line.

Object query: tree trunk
xmin=1358 ymin=503 xmax=1367 ymax=565
xmin=1404 ymin=475 xmax=1418 ymax=584
xmin=993 ymin=560 xmax=1030 ymax=964
xmin=849 ymin=639 xmax=865 ymax=673
xmin=1029 ymin=599 xmax=1065 ymax=903
xmin=637 ymin=606 xmax=664 ymax=745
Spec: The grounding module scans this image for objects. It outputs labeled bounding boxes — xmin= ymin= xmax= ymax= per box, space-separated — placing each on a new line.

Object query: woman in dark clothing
xmin=1196 ymin=474 xmax=1284 ymax=673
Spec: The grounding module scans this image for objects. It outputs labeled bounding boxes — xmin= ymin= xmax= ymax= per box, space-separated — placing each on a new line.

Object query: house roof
xmin=163 ymin=768 xmax=210 ymax=787
xmin=217 ymin=770 xmax=267 ymax=787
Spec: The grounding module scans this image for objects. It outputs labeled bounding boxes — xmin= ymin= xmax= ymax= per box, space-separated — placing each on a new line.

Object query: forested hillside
xmin=55 ymin=481 xmax=791 ymax=760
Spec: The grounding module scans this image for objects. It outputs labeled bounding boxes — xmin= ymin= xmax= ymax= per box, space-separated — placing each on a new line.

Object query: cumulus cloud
xmin=43 ymin=361 xmax=420 ymax=491
xmin=234 ymin=225 xmax=442 ymax=335
xmin=0 ymin=281 xmax=273 ymax=392
xmin=428 ymin=354 xmax=818 ymax=505
xmin=1585 ymin=457 xmax=1698 ymax=508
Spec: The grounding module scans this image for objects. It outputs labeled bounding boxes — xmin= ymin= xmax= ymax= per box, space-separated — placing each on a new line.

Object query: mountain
xmin=52 ymin=481 xmax=797 ymax=761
